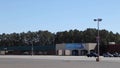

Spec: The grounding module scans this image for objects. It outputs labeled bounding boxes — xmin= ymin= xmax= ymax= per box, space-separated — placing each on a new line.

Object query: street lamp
xmin=94 ymin=18 xmax=102 ymax=62
xmin=31 ymin=41 xmax=34 ymax=56
xmin=4 ymin=48 xmax=7 ymax=55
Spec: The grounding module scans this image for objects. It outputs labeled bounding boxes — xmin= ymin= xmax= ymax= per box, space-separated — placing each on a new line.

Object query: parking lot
xmin=0 ymin=55 xmax=120 ymax=68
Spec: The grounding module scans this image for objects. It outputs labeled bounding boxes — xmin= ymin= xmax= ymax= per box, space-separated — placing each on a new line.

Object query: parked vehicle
xmin=113 ymin=52 xmax=120 ymax=57
xmin=87 ymin=52 xmax=98 ymax=57
xmin=103 ymin=52 xmax=113 ymax=57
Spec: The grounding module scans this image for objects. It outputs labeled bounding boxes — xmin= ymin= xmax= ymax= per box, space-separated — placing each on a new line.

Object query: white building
xmin=56 ymin=43 xmax=97 ymax=56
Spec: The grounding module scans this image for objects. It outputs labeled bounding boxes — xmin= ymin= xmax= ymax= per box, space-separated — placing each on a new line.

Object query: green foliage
xmin=0 ymin=28 xmax=120 ymax=46
xmin=0 ymin=30 xmax=55 ymax=46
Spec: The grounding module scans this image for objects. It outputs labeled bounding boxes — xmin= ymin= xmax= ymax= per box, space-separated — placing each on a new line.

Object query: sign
xmin=66 ymin=43 xmax=84 ymax=50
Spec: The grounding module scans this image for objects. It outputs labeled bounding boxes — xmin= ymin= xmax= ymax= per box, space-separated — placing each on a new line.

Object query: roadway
xmin=0 ymin=55 xmax=120 ymax=68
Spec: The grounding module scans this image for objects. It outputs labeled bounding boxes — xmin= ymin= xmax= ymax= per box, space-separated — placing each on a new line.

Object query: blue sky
xmin=0 ymin=0 xmax=120 ymax=34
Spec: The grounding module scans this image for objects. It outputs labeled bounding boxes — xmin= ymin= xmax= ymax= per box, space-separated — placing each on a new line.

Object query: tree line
xmin=0 ymin=28 xmax=120 ymax=46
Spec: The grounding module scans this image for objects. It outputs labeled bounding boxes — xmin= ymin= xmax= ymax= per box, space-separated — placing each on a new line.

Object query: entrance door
xmin=81 ymin=50 xmax=88 ymax=56
xmin=72 ymin=50 xmax=79 ymax=56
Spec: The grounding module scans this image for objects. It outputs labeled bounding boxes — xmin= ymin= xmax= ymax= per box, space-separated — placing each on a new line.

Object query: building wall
xmin=0 ymin=45 xmax=56 ymax=55
xmin=0 ymin=51 xmax=5 ymax=55
xmin=65 ymin=50 xmax=71 ymax=55
xmin=56 ymin=43 xmax=66 ymax=55
xmin=56 ymin=43 xmax=97 ymax=56
xmin=56 ymin=43 xmax=66 ymax=50
xmin=84 ymin=43 xmax=97 ymax=53
xmin=57 ymin=50 xmax=64 ymax=55
xmin=107 ymin=44 xmax=120 ymax=53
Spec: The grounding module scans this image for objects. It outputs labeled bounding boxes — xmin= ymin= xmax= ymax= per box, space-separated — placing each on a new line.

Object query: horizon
xmin=0 ymin=0 xmax=120 ymax=34
xmin=0 ymin=28 xmax=118 ymax=35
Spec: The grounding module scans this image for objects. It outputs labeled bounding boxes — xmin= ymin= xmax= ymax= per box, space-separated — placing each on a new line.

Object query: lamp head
xmin=94 ymin=19 xmax=97 ymax=21
xmin=94 ymin=18 xmax=102 ymax=22
xmin=98 ymin=18 xmax=102 ymax=21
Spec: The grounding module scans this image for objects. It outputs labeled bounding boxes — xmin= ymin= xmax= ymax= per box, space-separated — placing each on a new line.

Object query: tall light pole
xmin=31 ymin=41 xmax=33 ymax=56
xmin=30 ymin=40 xmax=34 ymax=56
xmin=4 ymin=48 xmax=7 ymax=55
xmin=94 ymin=18 xmax=102 ymax=62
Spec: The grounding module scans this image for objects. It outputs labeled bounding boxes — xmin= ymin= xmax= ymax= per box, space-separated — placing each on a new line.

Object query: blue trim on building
xmin=65 ymin=43 xmax=85 ymax=50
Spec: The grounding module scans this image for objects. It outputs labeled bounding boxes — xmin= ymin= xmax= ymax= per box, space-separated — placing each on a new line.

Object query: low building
xmin=107 ymin=44 xmax=120 ymax=53
xmin=0 ymin=43 xmax=97 ymax=55
xmin=56 ymin=43 xmax=97 ymax=56
xmin=0 ymin=45 xmax=56 ymax=55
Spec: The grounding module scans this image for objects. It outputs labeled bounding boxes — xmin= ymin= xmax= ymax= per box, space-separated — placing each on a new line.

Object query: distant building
xmin=107 ymin=44 xmax=120 ymax=53
xmin=0 ymin=43 xmax=97 ymax=55
xmin=108 ymin=42 xmax=116 ymax=45
xmin=0 ymin=45 xmax=56 ymax=55
xmin=56 ymin=43 xmax=97 ymax=56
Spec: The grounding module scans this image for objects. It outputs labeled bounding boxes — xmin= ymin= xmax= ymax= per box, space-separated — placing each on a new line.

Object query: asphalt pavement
xmin=0 ymin=55 xmax=120 ymax=68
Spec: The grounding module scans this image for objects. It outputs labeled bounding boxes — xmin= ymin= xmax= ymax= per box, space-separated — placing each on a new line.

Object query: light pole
xmin=30 ymin=40 xmax=34 ymax=56
xmin=94 ymin=18 xmax=102 ymax=62
xmin=4 ymin=48 xmax=7 ymax=55
xmin=31 ymin=41 xmax=34 ymax=56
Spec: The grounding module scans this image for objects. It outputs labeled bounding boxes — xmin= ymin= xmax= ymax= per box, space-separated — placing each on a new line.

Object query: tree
xmin=0 ymin=28 xmax=120 ymax=47
xmin=82 ymin=28 xmax=97 ymax=43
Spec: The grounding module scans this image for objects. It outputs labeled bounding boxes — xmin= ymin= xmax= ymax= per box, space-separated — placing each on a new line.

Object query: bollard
xmin=96 ymin=57 xmax=99 ymax=62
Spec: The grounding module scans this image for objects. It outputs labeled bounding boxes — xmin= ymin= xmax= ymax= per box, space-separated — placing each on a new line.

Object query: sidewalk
xmin=0 ymin=55 xmax=109 ymax=61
